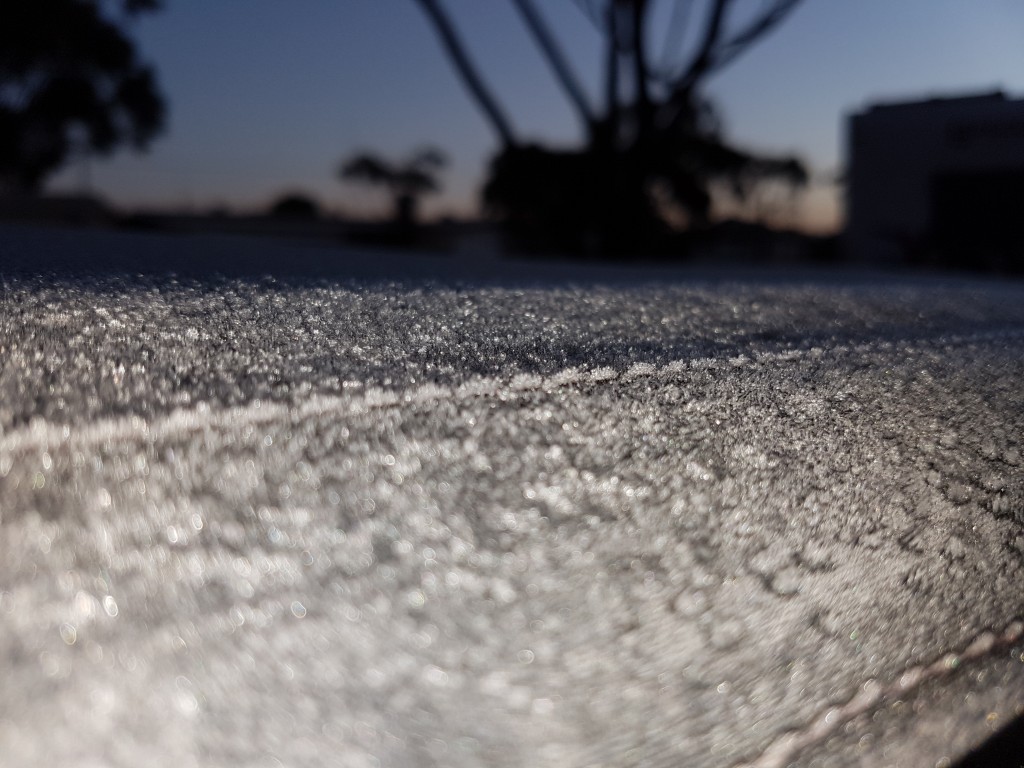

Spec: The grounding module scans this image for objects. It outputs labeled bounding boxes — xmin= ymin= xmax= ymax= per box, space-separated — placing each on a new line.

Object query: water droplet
xmin=532 ymin=698 xmax=554 ymax=715
xmin=423 ymin=665 xmax=449 ymax=685
xmin=175 ymin=689 xmax=198 ymax=714
xmin=59 ymin=623 xmax=77 ymax=645
xmin=74 ymin=590 xmax=97 ymax=620
xmin=944 ymin=482 xmax=972 ymax=505
xmin=771 ymin=567 xmax=802 ymax=596
xmin=290 ymin=601 xmax=306 ymax=618
xmin=943 ymin=535 xmax=967 ymax=560
xmin=710 ymin=619 xmax=745 ymax=650
xmin=672 ymin=590 xmax=708 ymax=618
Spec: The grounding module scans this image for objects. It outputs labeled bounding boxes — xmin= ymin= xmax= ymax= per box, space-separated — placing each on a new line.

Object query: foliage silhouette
xmin=339 ymin=147 xmax=447 ymax=228
xmin=269 ymin=193 xmax=321 ymax=220
xmin=415 ymin=0 xmax=808 ymax=255
xmin=0 ymin=0 xmax=165 ymax=193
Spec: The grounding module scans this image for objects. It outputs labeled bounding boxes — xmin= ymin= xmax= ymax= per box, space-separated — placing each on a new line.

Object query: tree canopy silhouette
xmin=415 ymin=0 xmax=807 ymax=254
xmin=339 ymin=147 xmax=447 ymax=226
xmin=269 ymin=193 xmax=321 ymax=220
xmin=0 ymin=0 xmax=165 ymax=194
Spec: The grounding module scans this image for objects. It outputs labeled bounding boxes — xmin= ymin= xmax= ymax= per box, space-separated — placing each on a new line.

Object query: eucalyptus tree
xmin=415 ymin=0 xmax=807 ymax=252
xmin=0 ymin=0 xmax=165 ymax=193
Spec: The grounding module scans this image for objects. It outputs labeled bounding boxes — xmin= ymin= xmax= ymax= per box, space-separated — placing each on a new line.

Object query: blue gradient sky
xmin=49 ymin=1 xmax=1024 ymax=232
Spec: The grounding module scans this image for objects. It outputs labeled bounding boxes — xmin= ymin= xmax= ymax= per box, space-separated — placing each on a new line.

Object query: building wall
xmin=845 ymin=91 xmax=1024 ymax=267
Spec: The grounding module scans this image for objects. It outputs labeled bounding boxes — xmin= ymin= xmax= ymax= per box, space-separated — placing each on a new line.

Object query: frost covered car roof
xmin=1 ymin=225 xmax=1022 ymax=767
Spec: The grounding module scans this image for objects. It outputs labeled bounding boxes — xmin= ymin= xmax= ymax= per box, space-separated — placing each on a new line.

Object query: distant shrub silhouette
xmin=0 ymin=0 xmax=165 ymax=194
xmin=269 ymin=193 xmax=321 ymax=220
xmin=483 ymin=145 xmax=656 ymax=254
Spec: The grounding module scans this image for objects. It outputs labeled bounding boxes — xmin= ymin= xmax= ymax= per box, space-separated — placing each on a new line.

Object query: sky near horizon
xmin=48 ymin=1 xmax=1024 ymax=233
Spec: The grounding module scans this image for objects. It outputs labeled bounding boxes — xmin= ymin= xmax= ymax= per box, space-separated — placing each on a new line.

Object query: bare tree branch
xmin=510 ymin=0 xmax=595 ymax=130
xmin=675 ymin=0 xmax=729 ymax=97
xmin=603 ymin=1 xmax=620 ymax=146
xmin=710 ymin=0 xmax=802 ymax=73
xmin=660 ymin=0 xmax=802 ymax=131
xmin=658 ymin=0 xmax=694 ymax=80
xmin=673 ymin=0 xmax=803 ymax=91
xmin=413 ymin=0 xmax=518 ymax=147
xmin=627 ymin=0 xmax=653 ymax=140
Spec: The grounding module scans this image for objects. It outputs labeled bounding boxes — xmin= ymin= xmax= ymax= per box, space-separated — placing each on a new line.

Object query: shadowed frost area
xmin=1 ymin=232 xmax=1023 ymax=767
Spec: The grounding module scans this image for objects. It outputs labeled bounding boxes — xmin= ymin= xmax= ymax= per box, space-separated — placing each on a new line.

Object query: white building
xmin=845 ymin=91 xmax=1024 ymax=269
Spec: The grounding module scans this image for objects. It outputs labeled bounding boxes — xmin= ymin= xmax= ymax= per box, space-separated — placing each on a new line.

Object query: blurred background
xmin=2 ymin=0 xmax=1024 ymax=270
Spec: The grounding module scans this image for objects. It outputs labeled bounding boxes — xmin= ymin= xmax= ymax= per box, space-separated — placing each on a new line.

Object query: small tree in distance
xmin=269 ymin=193 xmax=321 ymax=220
xmin=339 ymin=147 xmax=447 ymax=228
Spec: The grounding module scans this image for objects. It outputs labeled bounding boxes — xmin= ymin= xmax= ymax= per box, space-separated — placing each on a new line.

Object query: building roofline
xmin=858 ymin=89 xmax=1013 ymax=115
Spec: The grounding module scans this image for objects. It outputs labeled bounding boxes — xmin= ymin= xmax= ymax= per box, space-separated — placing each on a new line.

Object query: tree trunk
xmin=628 ymin=0 xmax=653 ymax=145
xmin=600 ymin=1 xmax=620 ymax=151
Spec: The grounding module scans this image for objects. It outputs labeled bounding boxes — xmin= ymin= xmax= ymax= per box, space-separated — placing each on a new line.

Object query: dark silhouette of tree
xmin=0 ymin=0 xmax=165 ymax=194
xmin=414 ymin=0 xmax=807 ymax=254
xmin=269 ymin=193 xmax=321 ymax=220
xmin=339 ymin=147 xmax=447 ymax=227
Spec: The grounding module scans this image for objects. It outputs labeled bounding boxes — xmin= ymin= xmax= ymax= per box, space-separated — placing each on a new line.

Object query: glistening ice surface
xmin=1 ymin=230 xmax=1023 ymax=767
